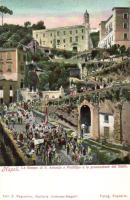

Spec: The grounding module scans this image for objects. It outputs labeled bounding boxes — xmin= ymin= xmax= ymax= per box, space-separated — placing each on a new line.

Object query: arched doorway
xmin=73 ymin=46 xmax=77 ymax=52
xmin=80 ymin=105 xmax=91 ymax=134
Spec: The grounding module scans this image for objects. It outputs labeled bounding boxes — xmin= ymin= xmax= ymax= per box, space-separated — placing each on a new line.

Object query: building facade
xmin=78 ymin=99 xmax=130 ymax=146
xmin=33 ymin=10 xmax=92 ymax=52
xmin=21 ymin=86 xmax=65 ymax=101
xmin=98 ymin=7 xmax=130 ymax=49
xmin=0 ymin=48 xmax=25 ymax=104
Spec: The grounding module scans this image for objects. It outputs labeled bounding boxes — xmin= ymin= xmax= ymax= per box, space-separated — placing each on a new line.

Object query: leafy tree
xmin=0 ymin=6 xmax=13 ymax=26
xmin=32 ymin=20 xmax=46 ymax=30
xmin=119 ymin=45 xmax=126 ymax=54
xmin=24 ymin=21 xmax=31 ymax=28
xmin=127 ymin=47 xmax=130 ymax=56
xmin=90 ymin=32 xmax=99 ymax=48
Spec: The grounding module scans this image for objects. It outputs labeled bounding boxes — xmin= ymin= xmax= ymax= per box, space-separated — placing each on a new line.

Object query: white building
xmin=99 ymin=113 xmax=114 ymax=142
xmin=98 ymin=7 xmax=130 ymax=49
xmin=33 ymin=10 xmax=92 ymax=52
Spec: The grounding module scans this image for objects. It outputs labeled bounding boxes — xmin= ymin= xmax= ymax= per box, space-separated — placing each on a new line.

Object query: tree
xmin=0 ymin=6 xmax=13 ymax=26
xmin=32 ymin=20 xmax=46 ymax=30
xmin=24 ymin=21 xmax=31 ymax=28
xmin=90 ymin=32 xmax=99 ymax=48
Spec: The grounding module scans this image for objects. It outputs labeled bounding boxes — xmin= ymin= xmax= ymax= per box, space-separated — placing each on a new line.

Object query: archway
xmin=80 ymin=105 xmax=91 ymax=133
xmin=73 ymin=46 xmax=78 ymax=52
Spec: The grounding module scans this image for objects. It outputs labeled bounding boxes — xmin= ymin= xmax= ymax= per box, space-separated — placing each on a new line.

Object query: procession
xmin=0 ymin=101 xmax=94 ymax=166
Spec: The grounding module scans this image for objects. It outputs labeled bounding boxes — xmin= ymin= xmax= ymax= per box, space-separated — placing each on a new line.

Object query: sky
xmin=1 ymin=0 xmax=130 ymax=28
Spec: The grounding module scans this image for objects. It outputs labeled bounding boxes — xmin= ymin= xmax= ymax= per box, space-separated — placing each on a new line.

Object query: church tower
xmin=83 ymin=10 xmax=92 ymax=50
xmin=84 ymin=10 xmax=89 ymax=27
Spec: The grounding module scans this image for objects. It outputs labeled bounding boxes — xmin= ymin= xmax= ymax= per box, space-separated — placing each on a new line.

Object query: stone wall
xmin=122 ymin=101 xmax=130 ymax=145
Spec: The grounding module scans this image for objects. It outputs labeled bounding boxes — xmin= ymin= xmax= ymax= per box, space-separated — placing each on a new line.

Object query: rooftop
xmin=0 ymin=48 xmax=17 ymax=52
xmin=112 ymin=7 xmax=130 ymax=11
xmin=33 ymin=24 xmax=85 ymax=32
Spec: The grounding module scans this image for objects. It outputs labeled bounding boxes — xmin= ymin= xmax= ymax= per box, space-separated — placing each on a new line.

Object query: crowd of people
xmin=0 ymin=101 xmax=97 ymax=165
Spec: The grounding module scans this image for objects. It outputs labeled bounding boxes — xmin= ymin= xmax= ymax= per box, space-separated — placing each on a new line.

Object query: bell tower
xmin=83 ymin=10 xmax=92 ymax=50
xmin=84 ymin=10 xmax=89 ymax=26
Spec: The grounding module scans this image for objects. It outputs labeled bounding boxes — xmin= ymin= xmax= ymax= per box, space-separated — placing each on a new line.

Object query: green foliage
xmin=127 ymin=47 xmax=130 ymax=56
xmin=24 ymin=21 xmax=31 ymax=28
xmin=36 ymin=61 xmax=77 ymax=90
xmin=0 ymin=20 xmax=45 ymax=48
xmin=0 ymin=24 xmax=33 ymax=48
xmin=32 ymin=21 xmax=46 ymax=30
xmin=0 ymin=6 xmax=13 ymax=25
xmin=51 ymin=49 xmax=77 ymax=59
xmin=90 ymin=31 xmax=99 ymax=48
xmin=91 ymin=49 xmax=101 ymax=59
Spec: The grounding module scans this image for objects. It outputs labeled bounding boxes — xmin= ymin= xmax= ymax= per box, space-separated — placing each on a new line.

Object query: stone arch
xmin=78 ymin=100 xmax=99 ymax=139
xmin=80 ymin=105 xmax=91 ymax=131
xmin=80 ymin=105 xmax=91 ymax=124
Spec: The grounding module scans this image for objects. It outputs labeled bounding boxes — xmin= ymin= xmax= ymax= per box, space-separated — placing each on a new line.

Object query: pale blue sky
xmin=1 ymin=0 xmax=130 ymax=27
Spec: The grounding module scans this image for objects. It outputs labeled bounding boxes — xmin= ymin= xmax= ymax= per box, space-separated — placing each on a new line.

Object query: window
xmin=82 ymin=36 xmax=84 ymax=40
xmin=104 ymin=127 xmax=109 ymax=139
xmin=0 ymin=63 xmax=3 ymax=72
xmin=0 ymin=98 xmax=3 ymax=104
xmin=82 ymin=29 xmax=84 ymax=33
xmin=7 ymin=63 xmax=12 ymax=72
xmin=70 ymin=37 xmax=72 ymax=43
xmin=7 ymin=52 xmax=12 ymax=60
xmin=75 ymin=36 xmax=78 ymax=42
xmin=50 ymin=40 xmax=52 ymax=44
xmin=57 ymin=40 xmax=60 ymax=45
xmin=63 ymin=39 xmax=66 ymax=43
xmin=63 ymin=31 xmax=66 ymax=35
xmin=123 ymin=23 xmax=128 ymax=29
xmin=124 ymin=33 xmax=128 ymax=40
xmin=76 ymin=30 xmax=78 ymax=34
xmin=104 ymin=114 xmax=109 ymax=123
xmin=57 ymin=31 xmax=59 ymax=36
xmin=123 ymin=13 xmax=128 ymax=19
xmin=10 ymin=86 xmax=13 ymax=90
xmin=70 ymin=31 xmax=72 ymax=34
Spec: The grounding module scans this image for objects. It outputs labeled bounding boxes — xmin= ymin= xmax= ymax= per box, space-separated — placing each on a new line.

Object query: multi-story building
xmin=98 ymin=7 xmax=130 ymax=49
xmin=33 ymin=10 xmax=92 ymax=52
xmin=0 ymin=48 xmax=25 ymax=104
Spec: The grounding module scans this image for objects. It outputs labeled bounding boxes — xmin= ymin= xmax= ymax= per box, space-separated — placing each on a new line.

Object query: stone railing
xmin=0 ymin=121 xmax=33 ymax=166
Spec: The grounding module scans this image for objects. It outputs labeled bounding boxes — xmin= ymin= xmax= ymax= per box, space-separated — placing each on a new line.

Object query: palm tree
xmin=0 ymin=6 xmax=13 ymax=26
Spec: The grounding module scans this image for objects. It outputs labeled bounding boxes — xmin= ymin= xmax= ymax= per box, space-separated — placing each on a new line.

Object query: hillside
xmin=0 ymin=21 xmax=45 ymax=48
